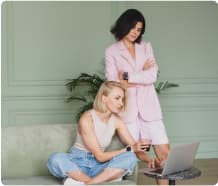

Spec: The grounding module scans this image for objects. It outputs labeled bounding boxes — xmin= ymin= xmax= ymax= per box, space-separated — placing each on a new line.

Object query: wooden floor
xmin=137 ymin=158 xmax=218 ymax=185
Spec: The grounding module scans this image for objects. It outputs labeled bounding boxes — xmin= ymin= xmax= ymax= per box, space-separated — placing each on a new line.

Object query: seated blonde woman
xmin=47 ymin=81 xmax=157 ymax=185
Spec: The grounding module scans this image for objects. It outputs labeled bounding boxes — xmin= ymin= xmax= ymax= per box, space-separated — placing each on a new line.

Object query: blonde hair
xmin=93 ymin=81 xmax=127 ymax=113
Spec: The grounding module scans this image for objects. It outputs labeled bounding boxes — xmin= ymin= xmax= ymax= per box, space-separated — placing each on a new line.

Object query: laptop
xmin=144 ymin=142 xmax=200 ymax=176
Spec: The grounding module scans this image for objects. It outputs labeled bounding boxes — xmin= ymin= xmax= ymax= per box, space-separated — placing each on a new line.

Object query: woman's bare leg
xmin=153 ymin=144 xmax=170 ymax=185
xmin=85 ymin=168 xmax=125 ymax=185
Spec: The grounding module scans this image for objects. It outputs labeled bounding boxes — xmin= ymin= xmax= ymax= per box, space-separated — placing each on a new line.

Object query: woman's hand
xmin=147 ymin=158 xmax=165 ymax=168
xmin=132 ymin=141 xmax=150 ymax=153
xmin=118 ymin=71 xmax=137 ymax=88
xmin=143 ymin=59 xmax=155 ymax=70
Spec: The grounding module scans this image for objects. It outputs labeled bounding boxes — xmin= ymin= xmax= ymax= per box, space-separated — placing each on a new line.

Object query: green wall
xmin=2 ymin=1 xmax=218 ymax=158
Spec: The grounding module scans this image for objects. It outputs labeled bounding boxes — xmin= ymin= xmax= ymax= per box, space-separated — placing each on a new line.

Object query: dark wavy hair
xmin=110 ymin=9 xmax=146 ymax=43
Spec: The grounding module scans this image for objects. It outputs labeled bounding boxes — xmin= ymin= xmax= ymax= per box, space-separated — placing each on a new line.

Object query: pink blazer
xmin=105 ymin=41 xmax=163 ymax=123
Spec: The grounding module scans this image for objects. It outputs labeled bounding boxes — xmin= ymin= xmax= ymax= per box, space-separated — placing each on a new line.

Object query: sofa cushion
xmin=2 ymin=124 xmax=76 ymax=178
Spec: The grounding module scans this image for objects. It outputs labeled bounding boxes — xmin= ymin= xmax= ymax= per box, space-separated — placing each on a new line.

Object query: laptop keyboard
xmin=150 ymin=168 xmax=163 ymax=174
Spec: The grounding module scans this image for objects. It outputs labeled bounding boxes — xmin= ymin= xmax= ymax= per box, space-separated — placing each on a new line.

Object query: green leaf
xmin=155 ymin=81 xmax=179 ymax=93
xmin=65 ymin=96 xmax=87 ymax=103
xmin=65 ymin=73 xmax=104 ymax=93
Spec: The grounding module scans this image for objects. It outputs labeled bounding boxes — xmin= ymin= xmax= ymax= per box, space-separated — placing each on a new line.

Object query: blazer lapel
xmin=135 ymin=42 xmax=145 ymax=71
xmin=118 ymin=41 xmax=135 ymax=70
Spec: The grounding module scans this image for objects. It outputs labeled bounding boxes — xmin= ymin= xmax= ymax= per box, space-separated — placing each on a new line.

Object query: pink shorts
xmin=126 ymin=115 xmax=169 ymax=145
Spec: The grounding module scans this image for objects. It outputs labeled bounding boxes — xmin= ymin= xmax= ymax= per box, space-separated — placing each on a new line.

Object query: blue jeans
xmin=47 ymin=147 xmax=137 ymax=179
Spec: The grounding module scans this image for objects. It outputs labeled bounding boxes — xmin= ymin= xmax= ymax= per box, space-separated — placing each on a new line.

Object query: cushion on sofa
xmin=2 ymin=124 xmax=76 ymax=178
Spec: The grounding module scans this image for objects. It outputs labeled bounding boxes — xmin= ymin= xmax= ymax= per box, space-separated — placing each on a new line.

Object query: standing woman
xmin=105 ymin=9 xmax=170 ymax=184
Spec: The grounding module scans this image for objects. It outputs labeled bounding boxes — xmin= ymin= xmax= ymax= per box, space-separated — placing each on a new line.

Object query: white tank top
xmin=74 ymin=109 xmax=115 ymax=152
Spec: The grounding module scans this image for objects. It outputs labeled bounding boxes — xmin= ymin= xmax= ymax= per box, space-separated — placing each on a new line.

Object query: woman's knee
xmin=125 ymin=152 xmax=138 ymax=166
xmin=48 ymin=152 xmax=63 ymax=163
xmin=115 ymin=152 xmax=137 ymax=167
xmin=47 ymin=152 xmax=66 ymax=168
xmin=47 ymin=152 xmax=72 ymax=178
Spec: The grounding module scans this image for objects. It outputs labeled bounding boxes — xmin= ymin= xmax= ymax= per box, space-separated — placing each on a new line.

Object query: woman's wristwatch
xmin=126 ymin=145 xmax=132 ymax=152
xmin=122 ymin=72 xmax=129 ymax=80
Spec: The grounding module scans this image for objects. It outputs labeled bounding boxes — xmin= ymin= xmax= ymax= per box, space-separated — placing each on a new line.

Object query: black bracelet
xmin=122 ymin=72 xmax=128 ymax=80
xmin=126 ymin=145 xmax=132 ymax=152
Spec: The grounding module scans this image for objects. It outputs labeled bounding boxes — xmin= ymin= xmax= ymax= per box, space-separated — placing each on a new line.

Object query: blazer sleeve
xmin=105 ymin=48 xmax=119 ymax=82
xmin=128 ymin=42 xmax=158 ymax=85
